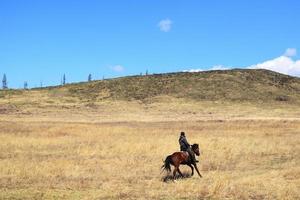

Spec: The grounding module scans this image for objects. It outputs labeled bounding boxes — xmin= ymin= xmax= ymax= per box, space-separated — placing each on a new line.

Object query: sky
xmin=0 ymin=0 xmax=300 ymax=88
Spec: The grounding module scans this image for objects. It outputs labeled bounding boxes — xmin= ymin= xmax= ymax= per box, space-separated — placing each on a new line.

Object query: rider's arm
xmin=183 ymin=137 xmax=190 ymax=147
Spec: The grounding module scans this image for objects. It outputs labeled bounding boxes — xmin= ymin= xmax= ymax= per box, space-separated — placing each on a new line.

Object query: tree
xmin=24 ymin=81 xmax=28 ymax=90
xmin=62 ymin=74 xmax=66 ymax=85
xmin=88 ymin=74 xmax=92 ymax=82
xmin=145 ymin=69 xmax=148 ymax=76
xmin=2 ymin=74 xmax=7 ymax=89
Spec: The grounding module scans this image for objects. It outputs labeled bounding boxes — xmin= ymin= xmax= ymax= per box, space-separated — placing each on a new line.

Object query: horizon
xmin=1 ymin=0 xmax=300 ymax=88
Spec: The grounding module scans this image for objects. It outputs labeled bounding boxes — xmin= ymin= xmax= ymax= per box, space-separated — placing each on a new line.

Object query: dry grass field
xmin=0 ymin=119 xmax=299 ymax=199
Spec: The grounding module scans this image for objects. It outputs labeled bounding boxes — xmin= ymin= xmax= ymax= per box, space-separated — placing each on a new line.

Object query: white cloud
xmin=158 ymin=19 xmax=172 ymax=32
xmin=248 ymin=48 xmax=300 ymax=76
xmin=110 ymin=65 xmax=124 ymax=72
xmin=248 ymin=55 xmax=300 ymax=76
xmin=183 ymin=48 xmax=300 ymax=77
xmin=284 ymin=48 xmax=297 ymax=57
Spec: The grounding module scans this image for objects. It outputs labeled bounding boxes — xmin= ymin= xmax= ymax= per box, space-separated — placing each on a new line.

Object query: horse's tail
xmin=161 ymin=155 xmax=173 ymax=173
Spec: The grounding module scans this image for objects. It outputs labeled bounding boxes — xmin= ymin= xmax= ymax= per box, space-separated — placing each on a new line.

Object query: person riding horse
xmin=179 ymin=132 xmax=199 ymax=163
xmin=161 ymin=133 xmax=202 ymax=179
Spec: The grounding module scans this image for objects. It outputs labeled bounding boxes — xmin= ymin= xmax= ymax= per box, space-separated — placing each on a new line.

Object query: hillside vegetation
xmin=42 ymin=69 xmax=300 ymax=102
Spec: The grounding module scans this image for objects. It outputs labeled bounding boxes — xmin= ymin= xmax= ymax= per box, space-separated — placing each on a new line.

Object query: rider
xmin=179 ymin=131 xmax=198 ymax=163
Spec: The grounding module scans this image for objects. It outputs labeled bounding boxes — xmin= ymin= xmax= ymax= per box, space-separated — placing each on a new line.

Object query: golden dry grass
xmin=0 ymin=120 xmax=299 ymax=199
xmin=1 ymin=92 xmax=300 ymax=123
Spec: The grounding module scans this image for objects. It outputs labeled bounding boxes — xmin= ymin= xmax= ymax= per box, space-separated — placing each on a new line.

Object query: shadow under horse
xmin=161 ymin=144 xmax=202 ymax=179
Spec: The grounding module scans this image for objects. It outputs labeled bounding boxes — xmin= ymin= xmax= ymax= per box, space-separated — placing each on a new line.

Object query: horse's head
xmin=192 ymin=144 xmax=200 ymax=156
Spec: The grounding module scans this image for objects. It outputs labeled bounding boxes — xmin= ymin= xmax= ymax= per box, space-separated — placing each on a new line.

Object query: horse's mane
xmin=192 ymin=143 xmax=199 ymax=149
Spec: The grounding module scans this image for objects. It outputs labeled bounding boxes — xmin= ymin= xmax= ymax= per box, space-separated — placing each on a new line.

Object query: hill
xmin=0 ymin=69 xmax=300 ymax=122
xmin=63 ymin=68 xmax=300 ymax=102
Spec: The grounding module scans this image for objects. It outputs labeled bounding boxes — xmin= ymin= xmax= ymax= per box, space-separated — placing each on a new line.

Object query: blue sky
xmin=1 ymin=0 xmax=300 ymax=88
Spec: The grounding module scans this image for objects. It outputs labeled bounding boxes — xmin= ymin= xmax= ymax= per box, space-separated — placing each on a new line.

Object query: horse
xmin=161 ymin=144 xmax=202 ymax=179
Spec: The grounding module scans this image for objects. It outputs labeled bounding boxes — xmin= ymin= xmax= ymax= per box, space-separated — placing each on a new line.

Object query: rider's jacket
xmin=179 ymin=135 xmax=190 ymax=151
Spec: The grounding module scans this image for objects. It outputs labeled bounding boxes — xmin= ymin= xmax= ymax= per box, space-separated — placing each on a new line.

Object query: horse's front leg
xmin=193 ymin=164 xmax=202 ymax=178
xmin=187 ymin=163 xmax=194 ymax=176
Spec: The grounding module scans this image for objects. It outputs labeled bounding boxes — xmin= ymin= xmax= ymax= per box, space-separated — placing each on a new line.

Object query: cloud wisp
xmin=183 ymin=69 xmax=203 ymax=73
xmin=210 ymin=65 xmax=230 ymax=71
xmin=110 ymin=65 xmax=124 ymax=73
xmin=284 ymin=48 xmax=297 ymax=57
xmin=158 ymin=19 xmax=172 ymax=32
xmin=183 ymin=65 xmax=229 ymax=73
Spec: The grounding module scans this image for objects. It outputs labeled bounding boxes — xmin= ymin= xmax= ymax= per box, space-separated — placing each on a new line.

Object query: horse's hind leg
xmin=173 ymin=163 xmax=183 ymax=179
xmin=188 ymin=163 xmax=194 ymax=176
xmin=177 ymin=167 xmax=184 ymax=178
xmin=173 ymin=166 xmax=177 ymax=179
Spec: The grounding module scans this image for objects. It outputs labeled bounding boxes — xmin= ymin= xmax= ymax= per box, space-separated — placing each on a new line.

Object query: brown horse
xmin=161 ymin=144 xmax=202 ymax=179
